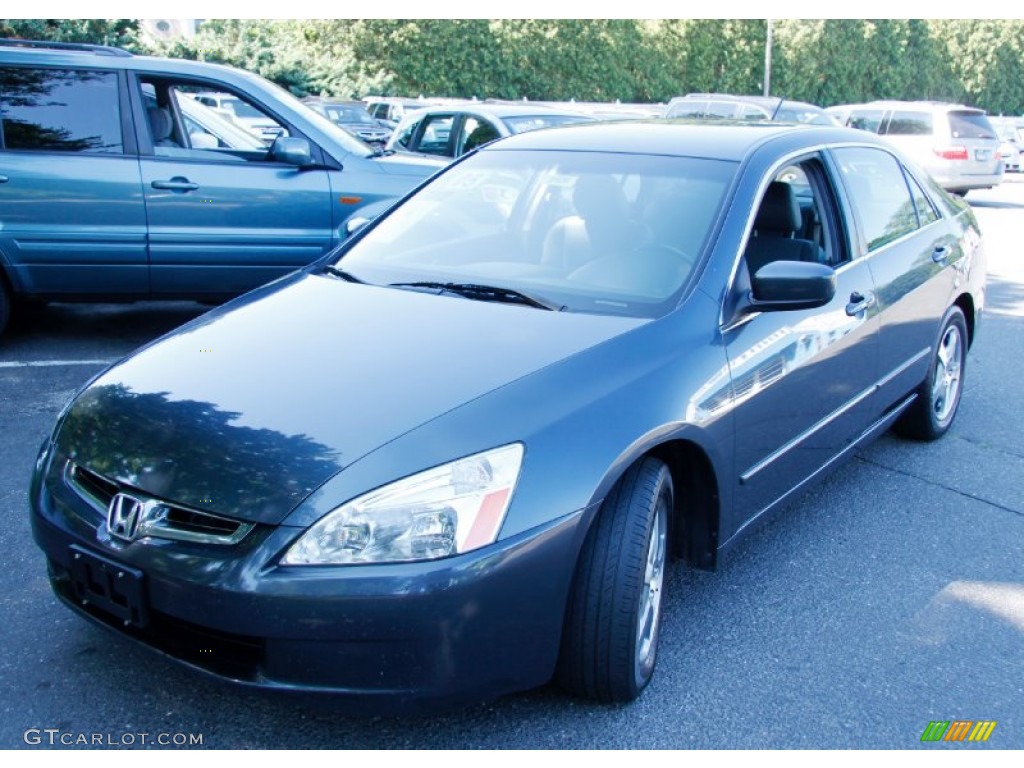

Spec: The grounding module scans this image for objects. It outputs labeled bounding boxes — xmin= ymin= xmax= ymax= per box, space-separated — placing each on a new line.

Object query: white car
xmin=828 ymin=101 xmax=1002 ymax=194
xmin=193 ymin=91 xmax=286 ymax=145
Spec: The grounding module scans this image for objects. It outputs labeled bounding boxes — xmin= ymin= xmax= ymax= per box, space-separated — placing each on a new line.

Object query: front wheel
xmin=557 ymin=457 xmax=672 ymax=702
xmin=895 ymin=306 xmax=968 ymax=441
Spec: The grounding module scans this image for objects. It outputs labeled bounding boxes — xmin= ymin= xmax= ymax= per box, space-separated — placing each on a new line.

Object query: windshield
xmin=326 ymin=105 xmax=377 ymax=125
xmin=255 ymin=77 xmax=375 ymax=157
xmin=775 ymin=105 xmax=835 ymax=125
xmin=221 ymin=97 xmax=264 ymax=120
xmin=503 ymin=114 xmax=595 ymax=134
xmin=336 ymin=149 xmax=736 ymax=318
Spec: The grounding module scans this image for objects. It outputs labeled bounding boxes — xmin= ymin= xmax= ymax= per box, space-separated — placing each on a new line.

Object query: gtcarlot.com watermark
xmin=24 ymin=728 xmax=203 ymax=747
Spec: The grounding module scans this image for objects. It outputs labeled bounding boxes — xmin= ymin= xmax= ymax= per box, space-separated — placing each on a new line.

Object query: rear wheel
xmin=557 ymin=456 xmax=672 ymax=702
xmin=895 ymin=306 xmax=968 ymax=441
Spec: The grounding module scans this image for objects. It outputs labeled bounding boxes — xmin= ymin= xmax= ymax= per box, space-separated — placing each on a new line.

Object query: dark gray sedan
xmin=30 ymin=121 xmax=985 ymax=712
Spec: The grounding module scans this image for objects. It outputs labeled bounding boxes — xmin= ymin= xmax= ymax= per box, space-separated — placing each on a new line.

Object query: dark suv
xmin=0 ymin=39 xmax=445 ymax=335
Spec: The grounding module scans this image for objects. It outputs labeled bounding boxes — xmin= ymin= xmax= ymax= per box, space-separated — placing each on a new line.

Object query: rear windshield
xmin=948 ymin=111 xmax=996 ymax=139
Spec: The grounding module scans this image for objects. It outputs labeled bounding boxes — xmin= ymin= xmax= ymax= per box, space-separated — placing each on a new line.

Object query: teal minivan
xmin=0 ymin=39 xmax=446 ymax=335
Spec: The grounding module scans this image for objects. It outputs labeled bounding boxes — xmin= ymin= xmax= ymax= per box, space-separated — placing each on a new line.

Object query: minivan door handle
xmin=931 ymin=245 xmax=950 ymax=264
xmin=0 ymin=175 xmax=9 ymax=183
xmin=151 ymin=178 xmax=199 ymax=192
xmin=845 ymin=290 xmax=876 ymax=317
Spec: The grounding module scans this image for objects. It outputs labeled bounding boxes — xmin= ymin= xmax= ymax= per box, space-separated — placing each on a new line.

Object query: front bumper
xmin=31 ymin=456 xmax=587 ymax=713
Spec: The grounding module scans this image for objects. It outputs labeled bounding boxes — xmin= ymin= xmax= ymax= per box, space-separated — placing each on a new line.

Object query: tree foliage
xmin=0 ymin=18 xmax=142 ymax=49
xmin=7 ymin=19 xmax=1024 ymax=113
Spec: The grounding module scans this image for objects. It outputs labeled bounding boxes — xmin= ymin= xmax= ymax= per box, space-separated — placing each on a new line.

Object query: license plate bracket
xmin=68 ymin=545 xmax=148 ymax=629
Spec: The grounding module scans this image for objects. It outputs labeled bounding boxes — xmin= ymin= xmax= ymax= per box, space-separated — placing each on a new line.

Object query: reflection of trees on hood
xmin=57 ymin=384 xmax=343 ymax=521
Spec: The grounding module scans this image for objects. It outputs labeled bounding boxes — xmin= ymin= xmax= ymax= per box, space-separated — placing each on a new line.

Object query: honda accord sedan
xmin=30 ymin=121 xmax=985 ymax=712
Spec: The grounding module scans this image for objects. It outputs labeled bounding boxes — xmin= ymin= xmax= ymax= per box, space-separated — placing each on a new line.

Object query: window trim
xmin=126 ymin=72 xmax=331 ymax=168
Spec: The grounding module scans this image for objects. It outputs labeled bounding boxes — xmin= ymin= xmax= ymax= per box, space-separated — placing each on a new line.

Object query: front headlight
xmin=282 ymin=444 xmax=523 ymax=565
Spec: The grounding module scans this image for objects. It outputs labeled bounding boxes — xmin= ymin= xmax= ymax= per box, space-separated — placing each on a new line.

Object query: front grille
xmin=66 ymin=463 xmax=254 ymax=546
xmin=67 ymin=463 xmax=118 ymax=510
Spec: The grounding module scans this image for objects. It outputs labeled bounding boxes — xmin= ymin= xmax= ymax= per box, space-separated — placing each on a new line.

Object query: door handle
xmin=845 ymin=290 xmax=876 ymax=317
xmin=0 ymin=175 xmax=8 ymax=183
xmin=151 ymin=178 xmax=199 ymax=192
xmin=931 ymin=245 xmax=950 ymax=264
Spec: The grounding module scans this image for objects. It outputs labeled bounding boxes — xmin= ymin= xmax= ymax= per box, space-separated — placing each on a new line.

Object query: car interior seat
xmin=147 ymin=107 xmax=181 ymax=149
xmin=744 ymin=181 xmax=823 ymax=275
xmin=542 ymin=175 xmax=644 ymax=271
xmin=461 ymin=122 xmax=501 ymax=155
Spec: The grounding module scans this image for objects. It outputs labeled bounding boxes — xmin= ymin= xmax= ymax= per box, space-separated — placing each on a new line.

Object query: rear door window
xmin=833 ymin=146 xmax=919 ymax=252
xmin=884 ymin=111 xmax=933 ymax=136
xmin=0 ymin=67 xmax=123 ymax=154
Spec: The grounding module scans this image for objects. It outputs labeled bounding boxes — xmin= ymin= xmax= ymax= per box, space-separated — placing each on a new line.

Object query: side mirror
xmin=345 ymin=216 xmax=371 ymax=236
xmin=749 ymin=260 xmax=836 ymax=312
xmin=271 ymin=136 xmax=313 ymax=167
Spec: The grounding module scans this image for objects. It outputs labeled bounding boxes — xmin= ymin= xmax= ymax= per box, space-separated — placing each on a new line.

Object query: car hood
xmin=56 ymin=275 xmax=643 ymax=525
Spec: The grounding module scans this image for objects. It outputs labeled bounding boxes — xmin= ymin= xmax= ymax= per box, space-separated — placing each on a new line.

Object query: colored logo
xmin=921 ymin=721 xmax=996 ymax=743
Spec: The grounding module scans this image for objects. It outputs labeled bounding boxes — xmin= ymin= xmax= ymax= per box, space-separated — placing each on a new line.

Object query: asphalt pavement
xmin=1 ymin=183 xmax=1021 ymax=749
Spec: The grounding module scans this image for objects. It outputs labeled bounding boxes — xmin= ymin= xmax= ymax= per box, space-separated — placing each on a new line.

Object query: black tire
xmin=557 ymin=456 xmax=672 ymax=702
xmin=894 ymin=306 xmax=968 ymax=441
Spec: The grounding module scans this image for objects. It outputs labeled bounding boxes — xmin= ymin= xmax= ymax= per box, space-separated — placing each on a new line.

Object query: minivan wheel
xmin=895 ymin=306 xmax=968 ymax=441
xmin=557 ymin=456 xmax=672 ymax=702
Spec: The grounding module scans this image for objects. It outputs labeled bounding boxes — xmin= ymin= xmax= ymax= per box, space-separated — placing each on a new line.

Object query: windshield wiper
xmin=389 ymin=281 xmax=565 ymax=311
xmin=322 ymin=265 xmax=365 ymax=283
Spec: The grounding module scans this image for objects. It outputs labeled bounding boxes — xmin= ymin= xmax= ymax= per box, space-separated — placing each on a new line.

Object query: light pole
xmin=764 ymin=19 xmax=773 ymax=97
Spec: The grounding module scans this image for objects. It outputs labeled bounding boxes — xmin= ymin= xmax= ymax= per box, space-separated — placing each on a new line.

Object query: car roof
xmin=671 ymin=93 xmax=823 ymax=111
xmin=0 ymin=42 xmax=276 ymax=83
xmin=847 ymin=100 xmax=985 ymax=113
xmin=484 ymin=119 xmax=862 ymax=160
xmin=406 ymin=103 xmax=592 ymax=120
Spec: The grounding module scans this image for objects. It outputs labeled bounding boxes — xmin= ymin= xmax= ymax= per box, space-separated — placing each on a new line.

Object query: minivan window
xmin=885 ymin=111 xmax=933 ymax=136
xmin=0 ymin=67 xmax=123 ymax=154
xmin=948 ymin=111 xmax=997 ymax=139
xmin=705 ymin=101 xmax=738 ymax=118
xmin=847 ymin=109 xmax=885 ymax=133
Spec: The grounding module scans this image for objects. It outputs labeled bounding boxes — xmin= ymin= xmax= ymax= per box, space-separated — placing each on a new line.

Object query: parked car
xmin=192 ymin=90 xmax=286 ymax=146
xmin=386 ymin=102 xmax=595 ymax=160
xmin=174 ymin=91 xmax=269 ymax=152
xmin=364 ymin=96 xmax=440 ymax=128
xmin=664 ymin=93 xmax=839 ymax=125
xmin=826 ymin=100 xmax=1003 ymax=194
xmin=303 ymin=98 xmax=391 ymax=146
xmin=0 ymin=38 xmax=446 ymax=335
xmin=31 ymin=120 xmax=984 ymax=712
xmin=988 ymin=116 xmax=1024 ymax=172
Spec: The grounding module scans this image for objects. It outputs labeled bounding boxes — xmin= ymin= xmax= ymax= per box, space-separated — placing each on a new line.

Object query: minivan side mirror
xmin=271 ymin=136 xmax=313 ymax=167
xmin=749 ymin=260 xmax=836 ymax=312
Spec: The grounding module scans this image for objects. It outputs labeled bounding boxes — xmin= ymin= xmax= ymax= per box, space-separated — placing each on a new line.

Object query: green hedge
xmin=5 ymin=19 xmax=1024 ymax=115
